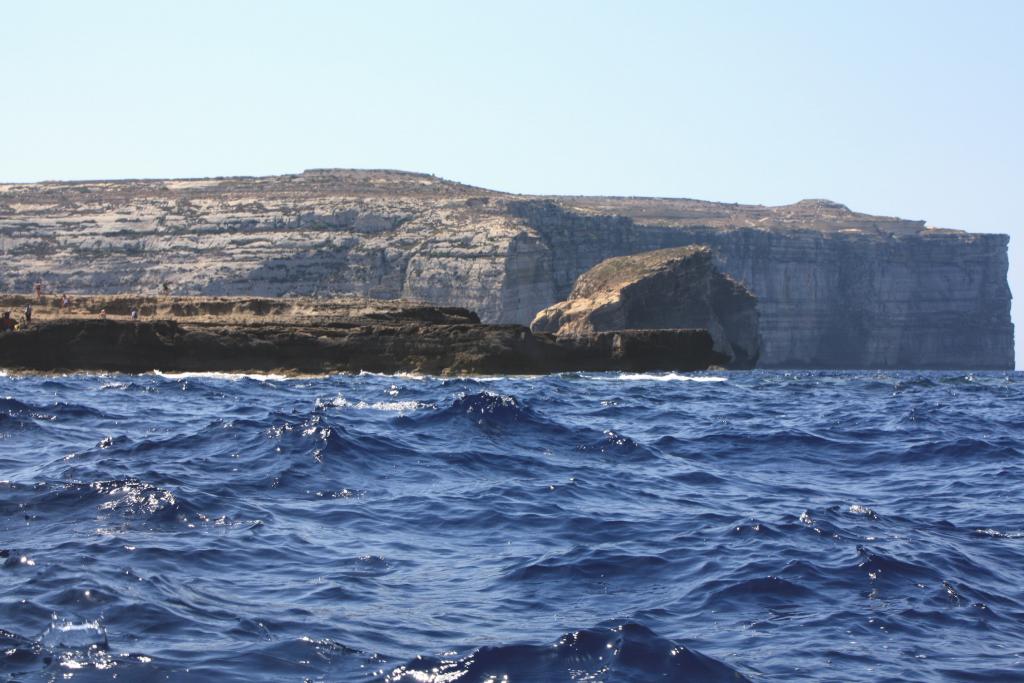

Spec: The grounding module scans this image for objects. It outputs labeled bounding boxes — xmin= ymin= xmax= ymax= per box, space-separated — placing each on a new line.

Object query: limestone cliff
xmin=531 ymin=247 xmax=760 ymax=368
xmin=0 ymin=169 xmax=1012 ymax=368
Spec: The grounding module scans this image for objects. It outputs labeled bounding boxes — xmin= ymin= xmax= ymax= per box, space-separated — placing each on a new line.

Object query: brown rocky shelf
xmin=0 ymin=295 xmax=724 ymax=375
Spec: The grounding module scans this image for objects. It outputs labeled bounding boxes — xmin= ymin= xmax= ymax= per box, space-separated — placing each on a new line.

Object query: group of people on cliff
xmin=0 ymin=296 xmax=141 ymax=333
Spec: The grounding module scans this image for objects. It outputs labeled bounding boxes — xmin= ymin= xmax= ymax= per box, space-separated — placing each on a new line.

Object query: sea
xmin=1 ymin=370 xmax=1022 ymax=682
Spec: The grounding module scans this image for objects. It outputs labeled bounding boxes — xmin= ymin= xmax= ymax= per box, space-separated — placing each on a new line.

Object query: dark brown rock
xmin=0 ymin=310 xmax=725 ymax=376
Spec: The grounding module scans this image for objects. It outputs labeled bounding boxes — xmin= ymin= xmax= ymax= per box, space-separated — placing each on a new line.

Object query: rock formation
xmin=0 ymin=295 xmax=725 ymax=375
xmin=531 ymin=246 xmax=760 ymax=368
xmin=0 ymin=169 xmax=1012 ymax=368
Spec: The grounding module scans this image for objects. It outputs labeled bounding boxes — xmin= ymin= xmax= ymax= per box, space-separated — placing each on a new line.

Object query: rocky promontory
xmin=531 ymin=246 xmax=760 ymax=368
xmin=0 ymin=295 xmax=724 ymax=375
xmin=0 ymin=169 xmax=1012 ymax=368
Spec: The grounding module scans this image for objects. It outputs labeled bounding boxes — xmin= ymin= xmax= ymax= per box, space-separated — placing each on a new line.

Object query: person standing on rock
xmin=131 ymin=307 xmax=139 ymax=321
xmin=23 ymin=303 xmax=32 ymax=326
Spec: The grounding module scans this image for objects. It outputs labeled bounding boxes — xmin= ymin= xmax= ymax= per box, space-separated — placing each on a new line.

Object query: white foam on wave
xmin=353 ymin=371 xmax=564 ymax=383
xmin=975 ymin=528 xmax=1024 ymax=539
xmin=848 ymin=504 xmax=879 ymax=519
xmin=141 ymin=370 xmax=729 ymax=383
xmin=357 ymin=370 xmax=428 ymax=381
xmin=40 ymin=617 xmax=108 ymax=650
xmin=611 ymin=372 xmax=728 ymax=382
xmin=355 ymin=371 xmax=535 ymax=382
xmin=323 ymin=396 xmax=426 ymax=412
xmin=153 ymin=371 xmax=290 ymax=382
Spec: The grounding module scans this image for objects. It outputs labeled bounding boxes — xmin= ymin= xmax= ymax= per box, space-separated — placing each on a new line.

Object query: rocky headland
xmin=531 ymin=246 xmax=760 ymax=368
xmin=0 ymin=169 xmax=1013 ymax=369
xmin=0 ymin=295 xmax=724 ymax=375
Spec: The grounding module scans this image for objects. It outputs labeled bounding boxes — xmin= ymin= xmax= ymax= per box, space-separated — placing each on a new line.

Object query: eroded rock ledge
xmin=531 ymin=247 xmax=760 ymax=368
xmin=0 ymin=295 xmax=725 ymax=375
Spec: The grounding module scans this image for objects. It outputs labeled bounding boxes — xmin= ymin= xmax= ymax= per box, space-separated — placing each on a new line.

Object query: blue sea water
xmin=1 ymin=370 xmax=1023 ymax=682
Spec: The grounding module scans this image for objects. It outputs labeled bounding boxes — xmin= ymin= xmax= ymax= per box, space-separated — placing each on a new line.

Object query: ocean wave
xmin=1 ymin=618 xmax=161 ymax=679
xmin=3 ymin=370 xmax=1024 ymax=682
xmin=153 ymin=370 xmax=291 ymax=381
xmin=612 ymin=372 xmax=729 ymax=382
xmin=885 ymin=437 xmax=1024 ymax=463
xmin=575 ymin=429 xmax=655 ymax=457
xmin=449 ymin=391 xmax=528 ymax=418
xmin=504 ymin=546 xmax=672 ymax=582
xmin=410 ymin=391 xmax=553 ymax=432
xmin=973 ymin=528 xmax=1024 ymax=539
xmin=705 ymin=575 xmax=814 ymax=606
xmin=848 ymin=504 xmax=880 ymax=519
xmin=855 ymin=546 xmax=935 ymax=583
xmin=317 ymin=395 xmax=429 ymax=412
xmin=39 ymin=617 xmax=109 ymax=651
xmin=358 ymin=370 xmax=429 ymax=381
xmin=0 ymin=396 xmax=33 ymax=412
xmin=384 ymin=623 xmax=750 ymax=683
xmin=8 ymin=478 xmax=213 ymax=529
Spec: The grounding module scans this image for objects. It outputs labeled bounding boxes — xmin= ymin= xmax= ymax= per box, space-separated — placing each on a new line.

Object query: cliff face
xmin=531 ymin=246 xmax=760 ymax=368
xmin=511 ymin=203 xmax=1013 ymax=369
xmin=0 ymin=169 xmax=1012 ymax=368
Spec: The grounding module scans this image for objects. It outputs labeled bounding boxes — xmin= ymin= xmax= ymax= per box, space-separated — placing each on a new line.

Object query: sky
xmin=2 ymin=1 xmax=1022 ymax=365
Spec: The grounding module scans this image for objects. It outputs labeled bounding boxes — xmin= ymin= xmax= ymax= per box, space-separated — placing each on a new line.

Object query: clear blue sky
xmin=3 ymin=1 xmax=1022 ymax=365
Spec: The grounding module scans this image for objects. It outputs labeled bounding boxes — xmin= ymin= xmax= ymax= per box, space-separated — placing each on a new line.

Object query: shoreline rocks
xmin=0 ymin=296 xmax=725 ymax=375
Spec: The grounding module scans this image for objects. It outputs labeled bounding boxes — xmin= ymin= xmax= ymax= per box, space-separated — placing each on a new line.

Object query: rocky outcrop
xmin=0 ymin=169 xmax=1012 ymax=368
xmin=531 ymin=246 xmax=760 ymax=368
xmin=0 ymin=295 xmax=725 ymax=375
xmin=507 ymin=203 xmax=1013 ymax=369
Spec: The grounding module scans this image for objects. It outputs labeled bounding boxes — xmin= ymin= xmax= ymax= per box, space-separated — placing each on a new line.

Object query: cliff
xmin=0 ymin=169 xmax=1012 ymax=368
xmin=531 ymin=246 xmax=760 ymax=368
xmin=0 ymin=295 xmax=725 ymax=375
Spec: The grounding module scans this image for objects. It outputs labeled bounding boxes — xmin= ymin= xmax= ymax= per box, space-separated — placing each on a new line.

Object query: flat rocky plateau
xmin=0 ymin=295 xmax=724 ymax=375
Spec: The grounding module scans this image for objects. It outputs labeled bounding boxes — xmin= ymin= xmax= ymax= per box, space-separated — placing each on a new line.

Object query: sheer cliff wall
xmin=0 ymin=169 xmax=1012 ymax=369
xmin=504 ymin=203 xmax=1013 ymax=369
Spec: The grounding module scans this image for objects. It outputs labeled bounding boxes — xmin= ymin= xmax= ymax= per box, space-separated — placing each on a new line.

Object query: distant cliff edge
xmin=0 ymin=169 xmax=1012 ymax=369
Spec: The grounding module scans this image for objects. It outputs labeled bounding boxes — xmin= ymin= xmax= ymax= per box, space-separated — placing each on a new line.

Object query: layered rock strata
xmin=0 ymin=169 xmax=1012 ymax=368
xmin=0 ymin=295 xmax=724 ymax=375
xmin=531 ymin=246 xmax=760 ymax=368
